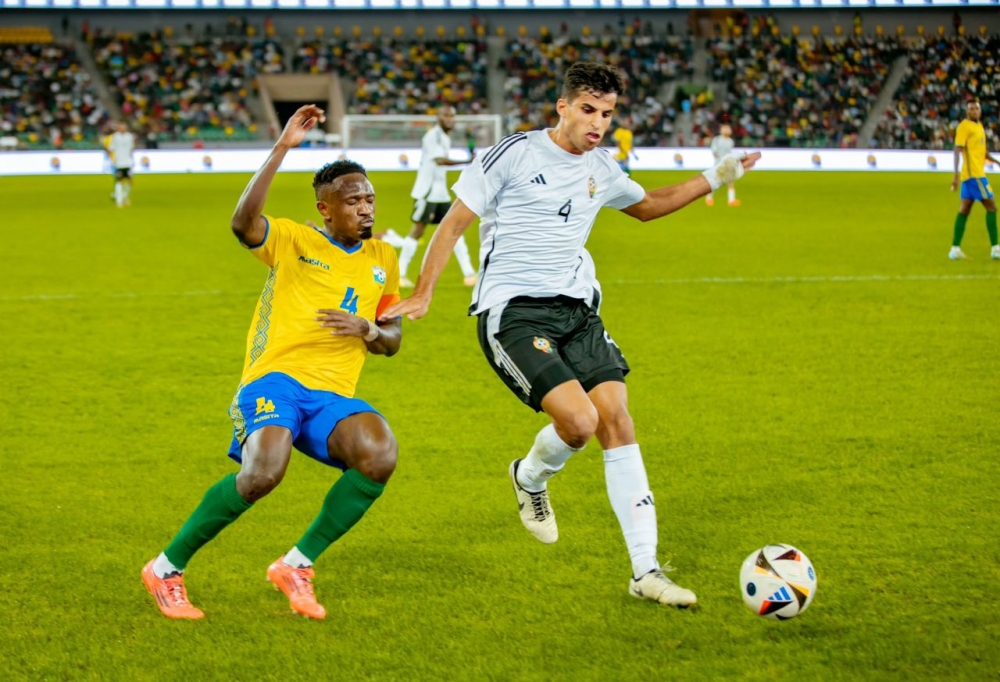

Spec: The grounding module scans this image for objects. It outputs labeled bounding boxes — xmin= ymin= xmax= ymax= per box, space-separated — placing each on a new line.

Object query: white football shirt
xmin=411 ymin=125 xmax=452 ymax=202
xmin=108 ymin=132 xmax=135 ymax=169
xmin=453 ymin=130 xmax=645 ymax=315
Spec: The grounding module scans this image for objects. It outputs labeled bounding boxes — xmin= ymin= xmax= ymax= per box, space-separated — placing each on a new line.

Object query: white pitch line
xmin=1 ymin=274 xmax=998 ymax=303
xmin=611 ymin=273 xmax=1000 ymax=286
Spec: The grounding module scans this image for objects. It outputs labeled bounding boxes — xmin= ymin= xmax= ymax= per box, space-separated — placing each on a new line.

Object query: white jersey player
xmin=397 ymin=105 xmax=477 ymax=288
xmin=707 ymin=123 xmax=740 ymax=207
xmin=107 ymin=121 xmax=135 ymax=208
xmin=384 ymin=63 xmax=759 ymax=608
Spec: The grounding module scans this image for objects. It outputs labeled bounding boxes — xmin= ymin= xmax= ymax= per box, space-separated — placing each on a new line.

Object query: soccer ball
xmin=739 ymin=544 xmax=817 ymax=620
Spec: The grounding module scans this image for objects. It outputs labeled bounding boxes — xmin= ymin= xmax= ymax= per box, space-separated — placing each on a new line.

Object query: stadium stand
xmin=292 ymin=36 xmax=489 ymax=116
xmin=0 ymin=30 xmax=111 ymax=149
xmin=707 ymin=29 xmax=905 ymax=148
xmin=91 ymin=30 xmax=284 ymax=141
xmin=501 ymin=27 xmax=692 ymax=146
xmin=871 ymin=33 xmax=1000 ymax=149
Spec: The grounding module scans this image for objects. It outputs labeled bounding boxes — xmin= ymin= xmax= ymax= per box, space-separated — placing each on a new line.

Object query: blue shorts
xmin=227 ymin=372 xmax=379 ymax=470
xmin=961 ymin=177 xmax=994 ymax=202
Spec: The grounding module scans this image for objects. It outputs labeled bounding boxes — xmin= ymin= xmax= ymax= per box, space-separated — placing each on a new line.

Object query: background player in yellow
xmin=949 ymin=99 xmax=1000 ymax=260
xmin=612 ymin=117 xmax=635 ymax=175
xmin=142 ymin=105 xmax=403 ymax=621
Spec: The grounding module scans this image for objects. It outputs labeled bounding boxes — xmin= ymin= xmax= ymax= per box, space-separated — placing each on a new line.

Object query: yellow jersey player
xmin=612 ymin=118 xmax=635 ymax=175
xmin=142 ymin=105 xmax=403 ymax=620
xmin=949 ymin=99 xmax=1000 ymax=260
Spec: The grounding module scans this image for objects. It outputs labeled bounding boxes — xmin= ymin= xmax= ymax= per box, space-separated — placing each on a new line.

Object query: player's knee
xmin=410 ymin=224 xmax=426 ymax=239
xmin=236 ymin=465 xmax=285 ymax=502
xmin=556 ymin=407 xmax=599 ymax=449
xmin=598 ymin=408 xmax=635 ymax=445
xmin=352 ymin=433 xmax=398 ymax=484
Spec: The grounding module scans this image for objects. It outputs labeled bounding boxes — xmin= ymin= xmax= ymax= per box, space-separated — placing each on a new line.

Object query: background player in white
xmin=398 ymin=105 xmax=477 ymax=288
xmin=107 ymin=121 xmax=135 ymax=208
xmin=706 ymin=124 xmax=740 ymax=207
xmin=384 ymin=63 xmax=759 ymax=607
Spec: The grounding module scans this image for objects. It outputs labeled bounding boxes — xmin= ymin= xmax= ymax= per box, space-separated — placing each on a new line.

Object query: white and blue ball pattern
xmin=740 ymin=544 xmax=817 ymax=620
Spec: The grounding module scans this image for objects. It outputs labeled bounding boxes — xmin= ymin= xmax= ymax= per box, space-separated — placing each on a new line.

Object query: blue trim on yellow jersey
xmin=313 ymin=227 xmax=363 ymax=254
xmin=245 ymin=216 xmax=270 ymax=250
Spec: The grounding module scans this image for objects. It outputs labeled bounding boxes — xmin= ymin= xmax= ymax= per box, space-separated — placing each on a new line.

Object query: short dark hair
xmin=561 ymin=62 xmax=625 ymax=102
xmin=313 ymin=159 xmax=367 ymax=191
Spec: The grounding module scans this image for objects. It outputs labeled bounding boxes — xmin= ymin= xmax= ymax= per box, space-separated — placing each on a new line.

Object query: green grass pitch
xmin=1 ymin=169 xmax=998 ymax=680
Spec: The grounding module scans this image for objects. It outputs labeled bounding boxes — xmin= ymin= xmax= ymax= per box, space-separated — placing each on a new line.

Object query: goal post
xmin=341 ymin=114 xmax=503 ymax=151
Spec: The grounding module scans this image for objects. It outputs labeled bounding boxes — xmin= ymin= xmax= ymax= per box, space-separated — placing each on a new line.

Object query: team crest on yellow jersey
xmin=588 ymin=176 xmax=597 ymax=199
xmin=533 ymin=337 xmax=552 ymax=353
xmin=372 ymin=266 xmax=386 ymax=285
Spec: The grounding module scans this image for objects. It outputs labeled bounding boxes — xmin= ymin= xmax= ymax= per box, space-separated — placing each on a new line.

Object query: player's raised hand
xmin=277 ymin=105 xmax=325 ymax=149
xmin=380 ymin=293 xmax=431 ymax=322
xmin=741 ymin=151 xmax=762 ymax=171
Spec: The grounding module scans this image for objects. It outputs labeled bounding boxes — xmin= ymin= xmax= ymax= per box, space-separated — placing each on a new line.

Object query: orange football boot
xmin=728 ymin=199 xmax=742 ymax=207
xmin=267 ymin=557 xmax=327 ymax=619
xmin=142 ymin=559 xmax=204 ymax=620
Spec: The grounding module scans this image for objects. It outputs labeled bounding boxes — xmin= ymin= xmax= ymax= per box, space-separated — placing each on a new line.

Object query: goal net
xmin=341 ymin=115 xmax=503 ymax=151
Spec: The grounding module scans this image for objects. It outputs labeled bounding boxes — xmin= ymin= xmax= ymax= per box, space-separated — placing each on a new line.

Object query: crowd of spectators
xmin=501 ymin=23 xmax=692 ymax=146
xmin=707 ymin=30 xmax=904 ymax=147
xmin=871 ymin=34 xmax=999 ymax=149
xmin=91 ymin=30 xmax=284 ymax=141
xmin=0 ymin=42 xmax=110 ymax=149
xmin=4 ymin=19 xmax=1000 ymax=152
xmin=293 ymin=37 xmax=489 ymax=116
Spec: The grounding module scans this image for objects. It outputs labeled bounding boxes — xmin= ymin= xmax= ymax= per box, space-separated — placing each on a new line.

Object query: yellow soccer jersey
xmin=239 ymin=216 xmax=400 ymax=397
xmin=613 ymin=127 xmax=633 ymax=162
xmin=955 ymin=119 xmax=987 ymax=180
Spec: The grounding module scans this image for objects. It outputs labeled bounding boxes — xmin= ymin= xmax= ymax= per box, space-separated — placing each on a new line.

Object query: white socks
xmin=398 ymin=236 xmax=419 ymax=278
xmin=452 ymin=235 xmax=476 ymax=278
xmin=516 ymin=424 xmax=581 ymax=493
xmin=282 ymin=546 xmax=313 ymax=569
xmin=728 ymin=186 xmax=736 ymax=203
xmin=153 ymin=552 xmax=183 ymax=578
xmin=604 ymin=444 xmax=659 ymax=578
xmin=114 ymin=181 xmax=124 ymax=206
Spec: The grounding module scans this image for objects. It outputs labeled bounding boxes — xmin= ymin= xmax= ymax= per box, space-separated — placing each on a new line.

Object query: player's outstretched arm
xmin=623 ymin=151 xmax=760 ymax=222
xmin=379 ymin=199 xmax=479 ymax=321
xmin=315 ymin=310 xmax=402 ymax=357
xmin=231 ymin=104 xmax=325 ymax=246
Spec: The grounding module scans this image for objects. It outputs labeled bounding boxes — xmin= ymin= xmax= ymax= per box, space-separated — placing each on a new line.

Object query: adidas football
xmin=739 ymin=544 xmax=817 ymax=620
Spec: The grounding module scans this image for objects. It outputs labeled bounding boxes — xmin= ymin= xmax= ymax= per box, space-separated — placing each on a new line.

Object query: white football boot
xmin=509 ymin=459 xmax=558 ymax=544
xmin=949 ymin=247 xmax=969 ymax=260
xmin=629 ymin=567 xmax=697 ymax=607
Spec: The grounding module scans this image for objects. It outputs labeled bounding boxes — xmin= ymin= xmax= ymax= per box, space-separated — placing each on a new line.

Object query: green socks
xmin=163 ymin=473 xmax=254 ymax=570
xmin=296 ymin=469 xmax=385 ymax=562
xmin=987 ymin=211 xmax=998 ymax=246
xmin=953 ymin=213 xmax=969 ymax=247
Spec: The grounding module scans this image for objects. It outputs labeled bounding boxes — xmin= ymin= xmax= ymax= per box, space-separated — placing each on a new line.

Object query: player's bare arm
xmin=380 ymin=199 xmax=479 ymax=321
xmin=623 ymin=152 xmax=761 ymax=222
xmin=434 ymin=157 xmax=470 ymax=167
xmin=231 ymin=104 xmax=326 ymax=246
xmin=952 ymin=145 xmax=966 ymax=191
xmin=315 ymin=309 xmax=402 ymax=357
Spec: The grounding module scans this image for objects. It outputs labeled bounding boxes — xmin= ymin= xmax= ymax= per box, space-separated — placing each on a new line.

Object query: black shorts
xmin=411 ymin=199 xmax=450 ymax=224
xmin=476 ymin=295 xmax=629 ymax=412
xmin=114 ymin=168 xmax=132 ymax=179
